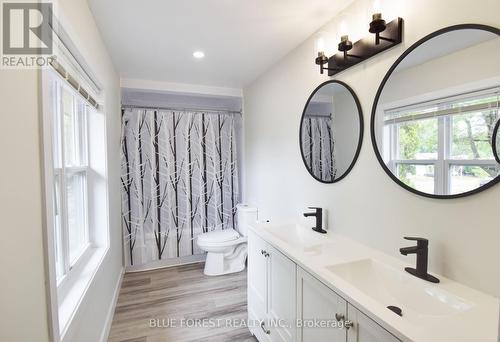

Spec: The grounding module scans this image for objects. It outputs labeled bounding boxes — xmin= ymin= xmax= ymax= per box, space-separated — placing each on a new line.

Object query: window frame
xmin=51 ymin=75 xmax=92 ymax=289
xmin=43 ymin=65 xmax=112 ymax=340
xmin=385 ymin=91 xmax=499 ymax=196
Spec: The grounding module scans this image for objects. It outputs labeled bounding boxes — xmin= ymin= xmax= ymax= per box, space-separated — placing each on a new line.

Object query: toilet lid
xmin=198 ymin=229 xmax=240 ymax=243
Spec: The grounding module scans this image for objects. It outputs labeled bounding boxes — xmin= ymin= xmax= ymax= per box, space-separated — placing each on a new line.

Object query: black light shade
xmin=338 ymin=35 xmax=353 ymax=52
xmin=369 ymin=13 xmax=387 ymax=34
xmin=315 ymin=52 xmax=328 ymax=66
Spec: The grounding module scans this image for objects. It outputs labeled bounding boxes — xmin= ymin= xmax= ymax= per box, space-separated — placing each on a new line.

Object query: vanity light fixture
xmin=368 ymin=0 xmax=393 ymax=45
xmin=313 ymin=15 xmax=403 ymax=76
xmin=314 ymin=52 xmax=330 ymax=74
xmin=369 ymin=13 xmax=388 ymax=44
xmin=338 ymin=35 xmax=362 ymax=61
xmin=315 ymin=33 xmax=341 ymax=74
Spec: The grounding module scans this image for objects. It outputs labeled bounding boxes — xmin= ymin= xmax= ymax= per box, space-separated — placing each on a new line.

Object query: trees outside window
xmin=385 ymin=90 xmax=499 ymax=195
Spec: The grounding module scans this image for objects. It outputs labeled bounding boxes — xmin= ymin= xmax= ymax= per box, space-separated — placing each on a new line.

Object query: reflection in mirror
xmin=372 ymin=26 xmax=500 ymax=198
xmin=300 ymin=81 xmax=362 ymax=183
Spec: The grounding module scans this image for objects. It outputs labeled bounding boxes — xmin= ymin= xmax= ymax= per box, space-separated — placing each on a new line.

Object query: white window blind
xmin=50 ymin=59 xmax=99 ymax=109
xmin=384 ymin=87 xmax=500 ymax=125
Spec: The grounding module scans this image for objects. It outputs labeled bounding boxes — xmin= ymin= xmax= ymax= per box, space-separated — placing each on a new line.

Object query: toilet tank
xmin=236 ymin=204 xmax=258 ymax=237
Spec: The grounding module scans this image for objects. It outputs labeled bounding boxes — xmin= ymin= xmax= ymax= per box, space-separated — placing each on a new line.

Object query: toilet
xmin=197 ymin=204 xmax=258 ymax=276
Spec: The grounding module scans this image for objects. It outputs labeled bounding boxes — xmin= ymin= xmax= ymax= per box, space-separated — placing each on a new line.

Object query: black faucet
xmin=303 ymin=207 xmax=326 ymax=234
xmin=400 ymin=237 xmax=439 ymax=283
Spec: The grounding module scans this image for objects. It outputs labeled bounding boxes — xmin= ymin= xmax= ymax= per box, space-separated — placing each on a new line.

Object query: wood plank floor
xmin=108 ymin=262 xmax=257 ymax=342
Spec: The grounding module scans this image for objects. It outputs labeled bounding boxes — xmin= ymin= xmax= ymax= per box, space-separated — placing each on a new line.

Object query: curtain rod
xmin=122 ymin=104 xmax=242 ymax=115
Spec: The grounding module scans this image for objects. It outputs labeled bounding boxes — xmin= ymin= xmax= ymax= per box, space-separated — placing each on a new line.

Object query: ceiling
xmin=88 ymin=0 xmax=354 ymax=89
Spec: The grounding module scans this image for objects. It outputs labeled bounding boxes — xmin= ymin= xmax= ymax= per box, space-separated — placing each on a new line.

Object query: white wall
xmin=332 ymin=90 xmax=361 ymax=175
xmin=0 ymin=0 xmax=122 ymax=341
xmin=243 ymin=0 xmax=500 ymax=298
xmin=0 ymin=70 xmax=51 ymax=342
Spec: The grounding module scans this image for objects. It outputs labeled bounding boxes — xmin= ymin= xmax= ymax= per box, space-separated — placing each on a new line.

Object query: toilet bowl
xmin=197 ymin=205 xmax=257 ymax=276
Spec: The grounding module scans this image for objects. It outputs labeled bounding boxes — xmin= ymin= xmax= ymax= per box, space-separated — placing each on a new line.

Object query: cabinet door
xmin=347 ymin=304 xmax=401 ymax=342
xmin=248 ymin=231 xmax=271 ymax=340
xmin=297 ymin=267 xmax=347 ymax=342
xmin=268 ymin=245 xmax=297 ymax=342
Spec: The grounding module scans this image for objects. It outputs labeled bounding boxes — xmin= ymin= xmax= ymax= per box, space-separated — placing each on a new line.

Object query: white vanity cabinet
xmin=248 ymin=231 xmax=269 ymax=325
xmin=346 ymin=304 xmax=401 ymax=342
xmin=296 ymin=267 xmax=401 ymax=342
xmin=296 ymin=267 xmax=347 ymax=342
xmin=248 ymin=231 xmax=297 ymax=342
xmin=248 ymin=230 xmax=402 ymax=342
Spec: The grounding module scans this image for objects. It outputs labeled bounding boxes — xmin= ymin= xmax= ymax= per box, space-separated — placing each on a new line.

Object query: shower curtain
xmin=121 ymin=108 xmax=240 ymax=266
xmin=302 ymin=116 xmax=337 ymax=181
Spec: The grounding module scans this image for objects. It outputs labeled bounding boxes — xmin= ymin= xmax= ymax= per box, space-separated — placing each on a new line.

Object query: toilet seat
xmin=198 ymin=229 xmax=241 ymax=244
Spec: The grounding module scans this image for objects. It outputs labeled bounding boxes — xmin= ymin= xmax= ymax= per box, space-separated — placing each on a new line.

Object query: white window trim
xmin=41 ymin=66 xmax=110 ymax=341
xmin=381 ymin=81 xmax=500 ymax=196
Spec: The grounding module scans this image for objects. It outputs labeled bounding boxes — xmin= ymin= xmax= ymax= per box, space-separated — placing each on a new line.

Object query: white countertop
xmin=249 ymin=221 xmax=500 ymax=342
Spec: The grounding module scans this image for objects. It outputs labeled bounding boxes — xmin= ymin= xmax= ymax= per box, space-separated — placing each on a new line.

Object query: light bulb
xmin=372 ymin=0 xmax=382 ymax=15
xmin=314 ymin=31 xmax=329 ymax=57
xmin=339 ymin=20 xmax=348 ymax=38
xmin=317 ymin=38 xmax=325 ymax=55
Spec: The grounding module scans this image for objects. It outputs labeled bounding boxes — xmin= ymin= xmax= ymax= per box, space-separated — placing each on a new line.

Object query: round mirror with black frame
xmin=493 ymin=119 xmax=500 ymax=164
xmin=300 ymin=80 xmax=363 ymax=183
xmin=371 ymin=24 xmax=500 ymax=199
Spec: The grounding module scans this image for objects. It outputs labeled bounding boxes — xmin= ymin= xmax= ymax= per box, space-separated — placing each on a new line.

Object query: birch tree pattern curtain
xmin=121 ymin=108 xmax=240 ymax=266
xmin=301 ymin=116 xmax=337 ymax=181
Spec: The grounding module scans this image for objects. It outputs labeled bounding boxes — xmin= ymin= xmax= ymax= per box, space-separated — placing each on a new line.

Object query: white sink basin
xmin=265 ymin=224 xmax=327 ymax=250
xmin=326 ymin=259 xmax=474 ymax=320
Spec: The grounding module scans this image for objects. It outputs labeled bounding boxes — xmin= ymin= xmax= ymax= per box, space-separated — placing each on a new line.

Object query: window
xmin=51 ymin=79 xmax=91 ymax=282
xmin=44 ymin=64 xmax=109 ymax=337
xmin=384 ymin=89 xmax=500 ymax=195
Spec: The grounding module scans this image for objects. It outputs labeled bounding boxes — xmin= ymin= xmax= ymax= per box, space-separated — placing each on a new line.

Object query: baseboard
xmin=98 ymin=267 xmax=124 ymax=342
xmin=125 ymin=253 xmax=206 ymax=273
